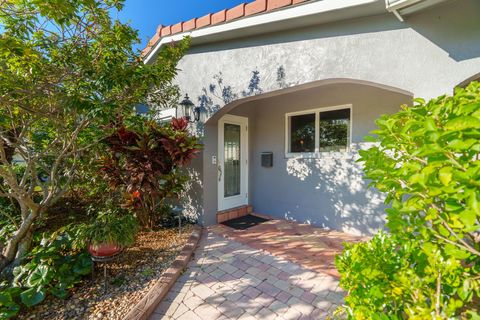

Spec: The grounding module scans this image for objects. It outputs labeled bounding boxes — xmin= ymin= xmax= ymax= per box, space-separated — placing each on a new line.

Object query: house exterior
xmin=142 ymin=0 xmax=480 ymax=236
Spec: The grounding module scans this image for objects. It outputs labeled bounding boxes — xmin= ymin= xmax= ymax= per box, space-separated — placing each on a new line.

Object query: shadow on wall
xmin=283 ymin=144 xmax=385 ymax=236
xmin=195 ymin=66 xmax=298 ymax=136
xmin=195 ymin=66 xmax=290 ymax=135
xmin=407 ymin=0 xmax=480 ymax=62
xmin=179 ymin=166 xmax=203 ymax=223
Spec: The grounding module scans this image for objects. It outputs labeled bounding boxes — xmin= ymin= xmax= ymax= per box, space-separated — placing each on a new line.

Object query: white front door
xmin=218 ymin=115 xmax=248 ymax=211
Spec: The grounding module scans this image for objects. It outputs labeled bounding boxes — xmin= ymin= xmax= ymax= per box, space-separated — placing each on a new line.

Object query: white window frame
xmin=156 ymin=107 xmax=176 ymax=123
xmin=285 ymin=104 xmax=353 ymax=158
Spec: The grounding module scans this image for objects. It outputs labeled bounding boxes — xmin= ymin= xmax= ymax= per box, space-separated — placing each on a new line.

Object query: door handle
xmin=218 ymin=165 xmax=222 ymax=182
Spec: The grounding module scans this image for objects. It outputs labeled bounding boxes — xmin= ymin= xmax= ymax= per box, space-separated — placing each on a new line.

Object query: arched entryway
xmin=200 ymin=78 xmax=413 ymax=236
xmin=456 ymin=72 xmax=480 ymax=89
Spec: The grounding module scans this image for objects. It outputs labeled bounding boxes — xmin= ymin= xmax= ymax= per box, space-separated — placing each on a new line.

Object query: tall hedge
xmin=336 ymin=82 xmax=480 ymax=319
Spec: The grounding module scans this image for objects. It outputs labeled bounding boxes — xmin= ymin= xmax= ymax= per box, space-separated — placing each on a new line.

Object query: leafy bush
xmin=0 ymin=228 xmax=92 ymax=318
xmin=100 ymin=117 xmax=201 ymax=227
xmin=76 ymin=204 xmax=138 ymax=248
xmin=336 ymin=232 xmax=402 ymax=318
xmin=336 ymin=82 xmax=480 ymax=318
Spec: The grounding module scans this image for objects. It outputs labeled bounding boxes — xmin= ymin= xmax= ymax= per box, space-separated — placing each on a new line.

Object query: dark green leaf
xmin=20 ymin=287 xmax=46 ymax=307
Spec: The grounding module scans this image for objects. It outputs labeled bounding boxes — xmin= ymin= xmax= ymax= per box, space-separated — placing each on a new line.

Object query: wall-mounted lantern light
xmin=177 ymin=94 xmax=202 ymax=122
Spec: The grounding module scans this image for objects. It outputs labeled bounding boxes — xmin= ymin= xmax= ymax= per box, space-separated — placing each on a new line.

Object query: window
xmin=319 ymin=108 xmax=350 ymax=152
xmin=286 ymin=105 xmax=351 ymax=156
xmin=157 ymin=108 xmax=176 ymax=123
xmin=290 ymin=113 xmax=315 ymax=152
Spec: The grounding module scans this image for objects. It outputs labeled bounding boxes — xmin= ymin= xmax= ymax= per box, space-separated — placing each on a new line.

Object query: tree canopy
xmin=0 ymin=0 xmax=188 ymax=272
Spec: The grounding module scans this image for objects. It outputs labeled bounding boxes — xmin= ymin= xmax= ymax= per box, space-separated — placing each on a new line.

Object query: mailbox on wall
xmin=261 ymin=152 xmax=273 ymax=167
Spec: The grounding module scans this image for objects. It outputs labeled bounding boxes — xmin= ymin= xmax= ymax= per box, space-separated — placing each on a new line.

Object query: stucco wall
xmin=179 ymin=153 xmax=204 ymax=223
xmin=173 ymin=0 xmax=480 ymax=233
xmin=176 ymin=0 xmax=480 ymax=110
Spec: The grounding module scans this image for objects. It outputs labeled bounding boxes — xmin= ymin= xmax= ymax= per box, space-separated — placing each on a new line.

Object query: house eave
xmin=385 ymin=0 xmax=450 ymax=21
xmin=143 ymin=0 xmax=386 ymax=64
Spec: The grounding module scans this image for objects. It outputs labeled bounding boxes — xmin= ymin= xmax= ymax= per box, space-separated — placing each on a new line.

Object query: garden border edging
xmin=123 ymin=225 xmax=202 ymax=320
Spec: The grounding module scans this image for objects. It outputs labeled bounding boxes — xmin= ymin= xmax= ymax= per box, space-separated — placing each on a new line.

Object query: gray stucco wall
xmin=173 ymin=0 xmax=480 ymax=234
xmin=176 ymin=0 xmax=480 ymax=108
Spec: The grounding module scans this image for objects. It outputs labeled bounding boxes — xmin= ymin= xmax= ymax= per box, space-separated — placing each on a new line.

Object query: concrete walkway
xmin=150 ymin=230 xmax=345 ymax=320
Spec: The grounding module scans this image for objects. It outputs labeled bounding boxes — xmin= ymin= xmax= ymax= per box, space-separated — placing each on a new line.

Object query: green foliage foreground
xmin=336 ymin=82 xmax=480 ymax=319
xmin=0 ymin=0 xmax=188 ymax=272
xmin=1 ymin=228 xmax=91 ymax=318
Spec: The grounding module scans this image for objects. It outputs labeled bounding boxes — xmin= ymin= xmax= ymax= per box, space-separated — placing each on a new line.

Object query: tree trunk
xmin=0 ymin=239 xmax=9 ymax=273
xmin=0 ymin=205 xmax=39 ymax=273
xmin=16 ymin=229 xmax=33 ymax=261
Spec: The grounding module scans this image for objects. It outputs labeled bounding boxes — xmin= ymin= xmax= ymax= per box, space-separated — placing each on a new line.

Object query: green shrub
xmin=336 ymin=232 xmax=403 ymax=318
xmin=336 ymin=82 xmax=480 ymax=319
xmin=75 ymin=203 xmax=138 ymax=248
xmin=0 ymin=227 xmax=92 ymax=318
xmin=100 ymin=117 xmax=201 ymax=228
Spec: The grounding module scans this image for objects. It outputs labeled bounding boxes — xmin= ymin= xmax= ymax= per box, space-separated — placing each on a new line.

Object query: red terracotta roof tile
xmin=211 ymin=9 xmax=227 ymax=25
xmin=226 ymin=3 xmax=246 ymax=21
xmin=267 ymin=0 xmax=293 ymax=11
xmin=142 ymin=0 xmax=312 ymax=58
xmin=160 ymin=25 xmax=171 ymax=37
xmin=156 ymin=24 xmax=163 ymax=34
xmin=196 ymin=13 xmax=212 ymax=28
xmin=148 ymin=32 xmax=160 ymax=47
xmin=171 ymin=22 xmax=182 ymax=34
xmin=182 ymin=18 xmax=196 ymax=31
xmin=141 ymin=46 xmax=151 ymax=56
xmin=245 ymin=0 xmax=267 ymax=16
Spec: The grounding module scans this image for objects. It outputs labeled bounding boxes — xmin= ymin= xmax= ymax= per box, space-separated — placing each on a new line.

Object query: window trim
xmin=285 ymin=104 xmax=353 ymax=158
xmin=155 ymin=107 xmax=176 ymax=123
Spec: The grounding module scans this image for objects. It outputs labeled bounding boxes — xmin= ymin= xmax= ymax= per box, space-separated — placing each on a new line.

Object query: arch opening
xmin=456 ymin=72 xmax=480 ymax=89
xmin=200 ymin=78 xmax=413 ymax=235
xmin=204 ymin=78 xmax=413 ymax=126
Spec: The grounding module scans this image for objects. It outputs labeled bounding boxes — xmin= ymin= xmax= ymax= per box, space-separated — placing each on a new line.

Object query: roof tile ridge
xmin=142 ymin=0 xmax=311 ymax=57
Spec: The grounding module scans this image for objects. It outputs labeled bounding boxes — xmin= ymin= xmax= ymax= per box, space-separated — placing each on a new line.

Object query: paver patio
xmin=210 ymin=215 xmax=364 ymax=278
xmin=149 ymin=219 xmax=359 ymax=320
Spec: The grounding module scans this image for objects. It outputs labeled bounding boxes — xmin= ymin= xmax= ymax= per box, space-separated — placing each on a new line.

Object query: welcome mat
xmin=222 ymin=214 xmax=270 ymax=230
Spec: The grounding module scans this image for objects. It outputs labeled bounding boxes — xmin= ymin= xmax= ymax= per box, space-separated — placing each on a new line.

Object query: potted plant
xmin=79 ymin=205 xmax=138 ymax=258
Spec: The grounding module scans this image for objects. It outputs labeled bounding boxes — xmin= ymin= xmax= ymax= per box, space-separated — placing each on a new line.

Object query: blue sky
xmin=116 ymin=0 xmax=251 ymax=51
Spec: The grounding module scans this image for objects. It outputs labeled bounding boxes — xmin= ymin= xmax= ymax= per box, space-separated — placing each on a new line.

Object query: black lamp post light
xmin=177 ymin=94 xmax=202 ymax=122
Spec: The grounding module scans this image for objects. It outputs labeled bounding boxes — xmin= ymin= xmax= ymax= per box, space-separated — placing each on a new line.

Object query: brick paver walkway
xmin=210 ymin=216 xmax=364 ymax=278
xmin=150 ymin=231 xmax=345 ymax=320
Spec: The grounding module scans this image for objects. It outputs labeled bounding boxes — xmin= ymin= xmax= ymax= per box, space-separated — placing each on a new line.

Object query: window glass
xmin=290 ymin=113 xmax=315 ymax=153
xmin=319 ymin=108 xmax=350 ymax=152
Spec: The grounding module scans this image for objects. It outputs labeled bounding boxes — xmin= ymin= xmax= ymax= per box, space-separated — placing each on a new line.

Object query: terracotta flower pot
xmin=88 ymin=243 xmax=122 ymax=257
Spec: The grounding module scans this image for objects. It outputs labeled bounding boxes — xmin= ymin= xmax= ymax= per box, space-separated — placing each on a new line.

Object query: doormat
xmin=222 ymin=214 xmax=270 ymax=230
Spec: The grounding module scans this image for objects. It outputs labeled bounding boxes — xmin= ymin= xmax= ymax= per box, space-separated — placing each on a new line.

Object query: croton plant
xmin=100 ymin=117 xmax=201 ymax=227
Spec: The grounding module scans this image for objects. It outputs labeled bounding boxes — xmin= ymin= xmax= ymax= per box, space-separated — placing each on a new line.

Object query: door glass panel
xmin=224 ymin=123 xmax=241 ymax=197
